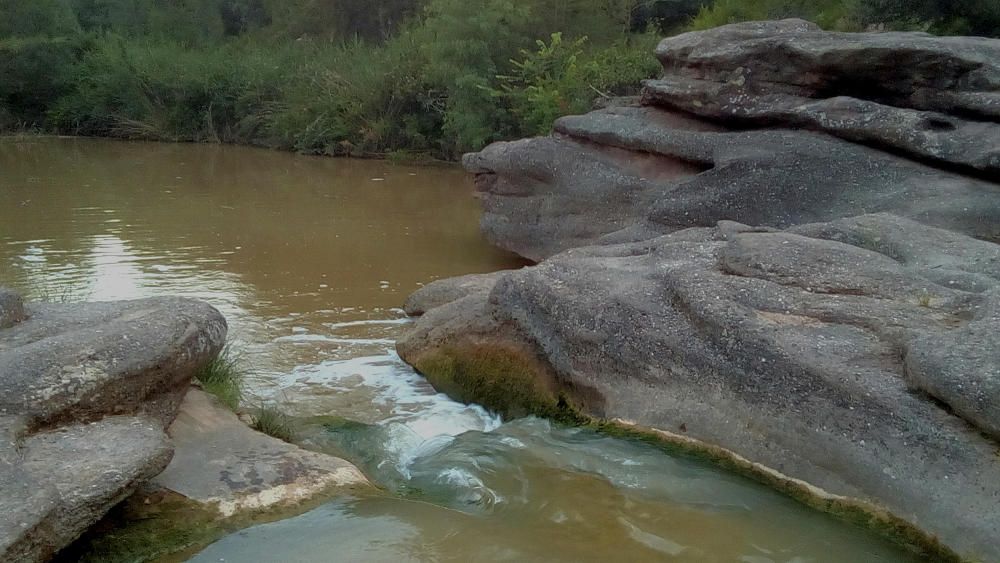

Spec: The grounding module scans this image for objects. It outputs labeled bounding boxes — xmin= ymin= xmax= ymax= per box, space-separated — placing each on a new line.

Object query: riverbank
xmin=4 ymin=2 xmax=997 ymax=165
xmin=0 ymin=132 xmax=460 ymax=166
xmin=0 ymin=24 xmax=659 ymax=162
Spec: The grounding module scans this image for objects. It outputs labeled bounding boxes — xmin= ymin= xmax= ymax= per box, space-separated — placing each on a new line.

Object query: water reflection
xmin=0 ymin=135 xmax=521 ymax=383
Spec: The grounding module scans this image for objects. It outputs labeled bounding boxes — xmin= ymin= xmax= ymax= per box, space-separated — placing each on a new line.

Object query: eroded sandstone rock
xmin=463 ymin=20 xmax=1000 ymax=261
xmin=417 ymin=20 xmax=1000 ymax=559
xmin=398 ymin=215 xmax=1000 ymax=560
xmin=653 ymin=19 xmax=1000 ymax=121
xmin=467 ymin=105 xmax=1000 ymax=261
xmin=0 ymin=291 xmax=227 ymax=562
xmin=1 ymin=417 xmax=173 ymax=562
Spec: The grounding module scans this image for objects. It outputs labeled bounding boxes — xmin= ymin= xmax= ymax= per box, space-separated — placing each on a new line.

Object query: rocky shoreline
xmin=398 ymin=20 xmax=1000 ymax=561
xmin=0 ymin=290 xmax=370 ymax=561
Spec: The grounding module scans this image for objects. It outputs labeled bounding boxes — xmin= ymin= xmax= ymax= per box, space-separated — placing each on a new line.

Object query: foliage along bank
xmin=1 ymin=0 xmax=997 ymax=161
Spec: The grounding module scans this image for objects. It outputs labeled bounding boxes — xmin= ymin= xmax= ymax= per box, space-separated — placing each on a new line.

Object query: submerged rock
xmin=404 ymin=21 xmax=1000 ymax=561
xmin=0 ymin=291 xmax=227 ymax=562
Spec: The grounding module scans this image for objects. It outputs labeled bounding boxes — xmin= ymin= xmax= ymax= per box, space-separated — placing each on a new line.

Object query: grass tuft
xmin=195 ymin=346 xmax=244 ymax=411
xmin=251 ymin=404 xmax=296 ymax=443
xmin=917 ymin=293 xmax=933 ymax=308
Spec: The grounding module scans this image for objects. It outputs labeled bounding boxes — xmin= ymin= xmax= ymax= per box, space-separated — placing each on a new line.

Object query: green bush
xmin=0 ymin=37 xmax=84 ymax=129
xmin=50 ymin=35 xmax=286 ymax=141
xmin=688 ymin=0 xmax=999 ymax=35
xmin=690 ymin=0 xmax=862 ymax=31
xmin=0 ymin=0 xmax=80 ymax=38
xmin=494 ymin=32 xmax=660 ymax=136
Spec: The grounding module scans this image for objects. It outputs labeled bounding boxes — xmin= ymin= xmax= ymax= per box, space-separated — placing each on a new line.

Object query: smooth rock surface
xmin=643 ymin=80 xmax=1000 ymax=176
xmin=0 ymin=290 xmax=227 ymax=562
xmin=404 ymin=272 xmax=506 ymax=316
xmin=152 ymin=389 xmax=370 ymax=517
xmin=645 ymin=19 xmax=1000 ymax=175
xmin=399 ymin=215 xmax=1000 ymax=560
xmin=0 ymin=296 xmax=228 ymax=430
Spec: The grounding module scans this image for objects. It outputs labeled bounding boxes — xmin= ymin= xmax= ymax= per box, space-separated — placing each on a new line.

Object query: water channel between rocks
xmin=0 ymin=137 xmax=925 ymax=562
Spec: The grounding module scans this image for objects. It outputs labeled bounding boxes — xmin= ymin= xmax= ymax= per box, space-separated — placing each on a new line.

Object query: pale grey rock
xmin=643 ymin=79 xmax=1000 ymax=176
xmin=0 ymin=296 xmax=228 ymax=429
xmin=399 ymin=215 xmax=1000 ymax=560
xmin=403 ymin=272 xmax=507 ymax=316
xmin=466 ymin=105 xmax=1000 ymax=261
xmin=0 ymin=293 xmax=227 ymax=562
xmin=654 ymin=19 xmax=1000 ymax=120
xmin=0 ymin=417 xmax=172 ymax=562
xmin=151 ymin=389 xmax=370 ymax=517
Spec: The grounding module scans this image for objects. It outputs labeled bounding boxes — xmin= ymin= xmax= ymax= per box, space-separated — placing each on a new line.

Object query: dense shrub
xmin=50 ymin=36 xmax=286 ymax=141
xmin=0 ymin=0 xmax=996 ymax=160
xmin=495 ymin=32 xmax=660 ymax=136
xmin=0 ymin=0 xmax=80 ymax=38
xmin=0 ymin=37 xmax=84 ymax=129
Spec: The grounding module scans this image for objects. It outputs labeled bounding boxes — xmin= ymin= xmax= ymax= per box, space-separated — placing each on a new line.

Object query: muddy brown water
xmin=0 ymin=137 xmax=924 ymax=562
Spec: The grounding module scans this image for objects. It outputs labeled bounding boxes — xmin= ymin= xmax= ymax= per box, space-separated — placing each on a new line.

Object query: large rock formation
xmin=401 ymin=21 xmax=1000 ymax=561
xmin=465 ymin=20 xmax=1000 ymax=262
xmin=0 ymin=292 xmax=227 ymax=562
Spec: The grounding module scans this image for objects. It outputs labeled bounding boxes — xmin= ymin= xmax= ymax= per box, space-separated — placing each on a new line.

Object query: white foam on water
xmin=274 ymin=334 xmax=396 ymax=345
xmin=280 ymin=348 xmax=501 ymax=477
xmin=324 ymin=318 xmax=412 ymax=329
xmin=435 ymin=467 xmax=504 ymax=507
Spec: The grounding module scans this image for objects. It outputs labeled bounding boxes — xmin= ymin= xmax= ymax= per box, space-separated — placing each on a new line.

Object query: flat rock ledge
xmin=152 ymin=388 xmax=370 ymax=518
xmin=0 ymin=292 xmax=227 ymax=562
xmin=403 ymin=20 xmax=1000 ymax=563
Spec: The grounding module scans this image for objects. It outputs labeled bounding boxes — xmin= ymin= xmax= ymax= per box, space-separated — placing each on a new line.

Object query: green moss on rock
xmin=56 ymin=482 xmax=376 ymax=563
xmin=407 ymin=338 xmax=969 ymax=561
xmin=413 ymin=343 xmax=585 ymax=423
xmin=54 ymin=490 xmax=222 ymax=563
